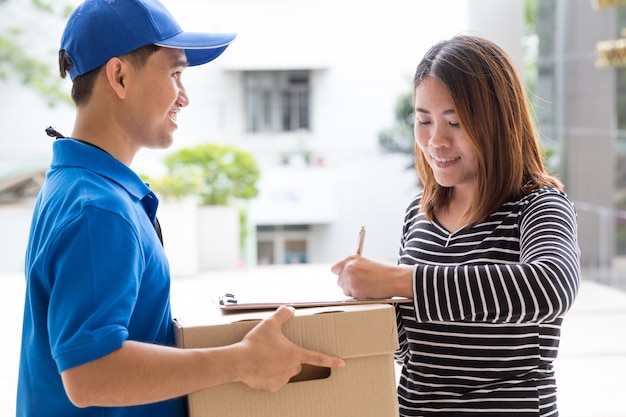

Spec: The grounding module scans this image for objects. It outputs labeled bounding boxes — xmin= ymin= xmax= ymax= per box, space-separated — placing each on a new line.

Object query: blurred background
xmin=3 ymin=0 xmax=626 ymax=416
xmin=3 ymin=0 xmax=626 ymax=284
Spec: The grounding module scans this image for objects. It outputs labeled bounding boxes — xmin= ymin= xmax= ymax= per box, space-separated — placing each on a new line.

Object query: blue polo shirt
xmin=17 ymin=139 xmax=186 ymax=416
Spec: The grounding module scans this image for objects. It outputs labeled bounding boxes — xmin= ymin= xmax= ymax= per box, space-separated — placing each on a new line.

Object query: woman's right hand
xmin=331 ymin=255 xmax=414 ymax=299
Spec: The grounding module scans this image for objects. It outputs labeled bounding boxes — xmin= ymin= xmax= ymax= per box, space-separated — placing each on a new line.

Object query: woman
xmin=331 ymin=35 xmax=580 ymax=416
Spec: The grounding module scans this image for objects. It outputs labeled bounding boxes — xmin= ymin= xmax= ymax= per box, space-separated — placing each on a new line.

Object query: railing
xmin=575 ymin=200 xmax=626 ymax=291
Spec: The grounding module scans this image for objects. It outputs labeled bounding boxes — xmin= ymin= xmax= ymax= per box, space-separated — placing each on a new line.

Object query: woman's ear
xmin=105 ymin=57 xmax=127 ymax=99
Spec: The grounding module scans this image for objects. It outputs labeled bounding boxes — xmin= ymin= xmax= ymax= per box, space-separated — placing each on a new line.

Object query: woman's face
xmin=414 ymin=76 xmax=478 ymax=193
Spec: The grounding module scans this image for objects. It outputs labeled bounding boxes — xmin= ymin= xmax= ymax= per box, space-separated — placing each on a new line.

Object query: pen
xmin=356 ymin=224 xmax=366 ymax=255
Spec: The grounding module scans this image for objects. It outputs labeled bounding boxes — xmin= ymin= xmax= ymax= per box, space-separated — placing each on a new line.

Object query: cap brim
xmin=155 ymin=32 xmax=236 ymax=66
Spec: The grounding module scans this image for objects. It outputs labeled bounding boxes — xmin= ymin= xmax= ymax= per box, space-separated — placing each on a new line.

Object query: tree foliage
xmin=144 ymin=144 xmax=261 ymax=207
xmin=377 ymin=92 xmax=414 ymax=155
xmin=0 ymin=0 xmax=74 ymax=106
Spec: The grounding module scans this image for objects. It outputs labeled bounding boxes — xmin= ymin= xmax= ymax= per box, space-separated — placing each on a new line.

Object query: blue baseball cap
xmin=60 ymin=0 xmax=236 ymax=81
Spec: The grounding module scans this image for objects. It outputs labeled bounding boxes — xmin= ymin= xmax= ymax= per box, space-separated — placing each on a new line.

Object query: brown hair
xmin=59 ymin=44 xmax=161 ymax=106
xmin=413 ymin=35 xmax=562 ymax=225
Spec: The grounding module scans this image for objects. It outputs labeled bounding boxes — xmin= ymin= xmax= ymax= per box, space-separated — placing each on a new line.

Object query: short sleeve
xmin=47 ymin=205 xmax=144 ymax=372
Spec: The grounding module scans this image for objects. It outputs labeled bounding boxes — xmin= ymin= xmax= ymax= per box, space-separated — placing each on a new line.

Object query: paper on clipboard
xmin=218 ymin=292 xmax=412 ymax=312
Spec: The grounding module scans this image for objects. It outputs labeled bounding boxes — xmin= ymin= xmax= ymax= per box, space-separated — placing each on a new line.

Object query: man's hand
xmin=236 ymin=306 xmax=345 ymax=392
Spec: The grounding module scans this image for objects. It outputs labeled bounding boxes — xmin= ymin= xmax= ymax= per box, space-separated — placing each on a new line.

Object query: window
xmin=256 ymin=225 xmax=310 ymax=265
xmin=244 ymin=71 xmax=310 ymax=133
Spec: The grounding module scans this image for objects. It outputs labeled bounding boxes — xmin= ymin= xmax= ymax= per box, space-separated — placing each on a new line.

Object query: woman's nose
xmin=428 ymin=125 xmax=450 ymax=148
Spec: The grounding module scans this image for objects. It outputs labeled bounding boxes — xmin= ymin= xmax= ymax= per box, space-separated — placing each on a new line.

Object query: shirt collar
xmin=51 ymin=138 xmax=152 ymax=201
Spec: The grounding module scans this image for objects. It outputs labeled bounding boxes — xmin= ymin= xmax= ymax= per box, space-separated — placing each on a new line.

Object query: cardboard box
xmin=174 ymin=303 xmax=399 ymax=417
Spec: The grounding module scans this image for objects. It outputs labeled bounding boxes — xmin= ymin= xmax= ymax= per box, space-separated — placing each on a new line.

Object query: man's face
xmin=123 ymin=47 xmax=189 ymax=151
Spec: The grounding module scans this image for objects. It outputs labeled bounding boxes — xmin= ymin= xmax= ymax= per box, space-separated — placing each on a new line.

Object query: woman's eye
xmin=449 ymin=122 xmax=460 ymax=128
xmin=417 ymin=119 xmax=431 ymax=126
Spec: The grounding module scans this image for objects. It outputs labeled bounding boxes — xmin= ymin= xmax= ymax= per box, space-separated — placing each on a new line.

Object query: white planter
xmin=198 ymin=205 xmax=240 ymax=270
xmin=156 ymin=201 xmax=241 ymax=274
xmin=157 ymin=197 xmax=200 ymax=277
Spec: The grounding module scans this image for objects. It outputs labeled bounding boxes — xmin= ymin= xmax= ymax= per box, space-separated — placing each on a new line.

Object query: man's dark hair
xmin=59 ymin=44 xmax=161 ymax=106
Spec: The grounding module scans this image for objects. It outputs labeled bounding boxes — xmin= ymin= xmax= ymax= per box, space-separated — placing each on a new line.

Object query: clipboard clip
xmin=218 ymin=293 xmax=238 ymax=305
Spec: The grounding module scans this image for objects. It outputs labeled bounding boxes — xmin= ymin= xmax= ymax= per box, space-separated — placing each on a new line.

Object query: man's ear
xmin=105 ymin=57 xmax=128 ymax=99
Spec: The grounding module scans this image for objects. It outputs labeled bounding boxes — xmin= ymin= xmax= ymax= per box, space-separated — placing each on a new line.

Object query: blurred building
xmin=534 ymin=0 xmax=626 ymax=271
xmin=157 ymin=0 xmax=525 ymax=268
xmin=0 ymin=0 xmax=526 ymax=272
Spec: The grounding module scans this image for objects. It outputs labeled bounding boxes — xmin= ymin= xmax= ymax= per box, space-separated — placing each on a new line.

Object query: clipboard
xmin=218 ymin=292 xmax=412 ymax=312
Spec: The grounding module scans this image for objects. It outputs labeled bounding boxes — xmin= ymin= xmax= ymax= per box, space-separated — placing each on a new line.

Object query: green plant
xmin=378 ymin=92 xmax=414 ymax=155
xmin=144 ymin=143 xmax=260 ymax=206
xmin=0 ymin=0 xmax=74 ymax=107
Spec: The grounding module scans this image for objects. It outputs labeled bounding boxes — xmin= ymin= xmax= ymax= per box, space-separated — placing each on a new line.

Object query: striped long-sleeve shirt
xmin=395 ymin=185 xmax=580 ymax=417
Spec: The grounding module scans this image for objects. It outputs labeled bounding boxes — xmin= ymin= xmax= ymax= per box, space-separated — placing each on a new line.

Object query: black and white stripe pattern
xmin=395 ymin=186 xmax=580 ymax=416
